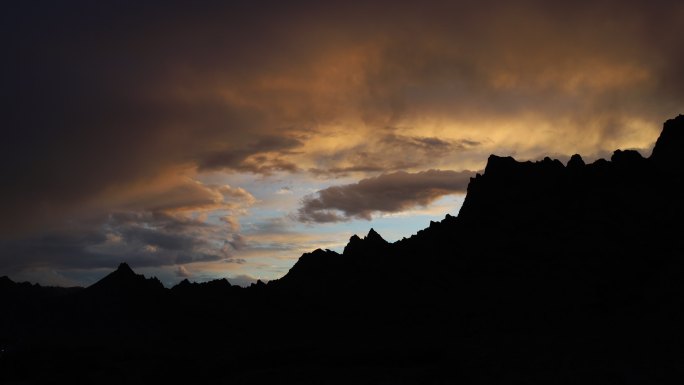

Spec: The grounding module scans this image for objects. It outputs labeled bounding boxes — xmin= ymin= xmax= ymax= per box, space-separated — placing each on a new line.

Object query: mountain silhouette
xmin=2 ymin=115 xmax=684 ymax=384
xmin=87 ymin=262 xmax=165 ymax=294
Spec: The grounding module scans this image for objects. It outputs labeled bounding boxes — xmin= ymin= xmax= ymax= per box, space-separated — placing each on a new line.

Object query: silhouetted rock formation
xmin=170 ymin=277 xmax=241 ymax=308
xmin=651 ymin=114 xmax=684 ymax=166
xmin=87 ymin=262 xmax=164 ymax=295
xmin=2 ymin=115 xmax=684 ymax=384
xmin=343 ymin=227 xmax=388 ymax=255
xmin=567 ymin=153 xmax=585 ymax=169
xmin=0 ymin=275 xmax=82 ymax=302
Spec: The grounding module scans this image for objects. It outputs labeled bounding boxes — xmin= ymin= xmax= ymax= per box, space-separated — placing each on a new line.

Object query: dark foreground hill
xmin=2 ymin=115 xmax=684 ymax=384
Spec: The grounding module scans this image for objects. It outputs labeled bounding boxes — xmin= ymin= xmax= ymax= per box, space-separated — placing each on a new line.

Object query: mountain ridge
xmin=3 ymin=115 xmax=684 ymax=293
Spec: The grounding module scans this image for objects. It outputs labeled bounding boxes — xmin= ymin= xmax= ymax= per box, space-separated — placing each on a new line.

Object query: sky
xmin=1 ymin=0 xmax=683 ymax=287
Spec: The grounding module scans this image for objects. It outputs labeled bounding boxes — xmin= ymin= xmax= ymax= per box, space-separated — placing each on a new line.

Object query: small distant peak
xmin=366 ymin=228 xmax=381 ymax=240
xmin=611 ymin=149 xmax=644 ymax=165
xmin=349 ymin=234 xmax=362 ymax=242
xmin=170 ymin=279 xmax=193 ymax=291
xmin=117 ymin=262 xmax=135 ymax=274
xmin=1 ymin=276 xmax=14 ymax=285
xmin=567 ymin=154 xmax=585 ymax=169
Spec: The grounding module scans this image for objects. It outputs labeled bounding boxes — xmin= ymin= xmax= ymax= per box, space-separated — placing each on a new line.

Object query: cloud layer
xmin=1 ymin=0 xmax=683 ymax=284
xmin=299 ymin=170 xmax=474 ymax=222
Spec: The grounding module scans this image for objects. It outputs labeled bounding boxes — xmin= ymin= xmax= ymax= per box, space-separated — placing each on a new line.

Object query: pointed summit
xmin=116 ymin=262 xmax=135 ymax=275
xmin=87 ymin=262 xmax=164 ymax=294
xmin=365 ymin=228 xmax=387 ymax=245
xmin=365 ymin=228 xmax=383 ymax=241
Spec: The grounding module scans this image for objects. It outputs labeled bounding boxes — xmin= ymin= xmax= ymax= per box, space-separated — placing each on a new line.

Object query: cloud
xmin=175 ymin=265 xmax=192 ymax=278
xmin=197 ymin=136 xmax=303 ymax=173
xmin=224 ymin=258 xmax=247 ymax=265
xmin=0 ymin=185 xmax=256 ymax=273
xmin=298 ymin=169 xmax=474 ymax=222
xmin=225 ymin=234 xmax=247 ymax=251
xmin=227 ymin=274 xmax=262 ymax=288
xmin=307 ymin=133 xmax=481 ymax=177
xmin=119 ymin=180 xmax=256 ymax=214
xmin=220 ymin=216 xmax=242 ymax=232
xmin=276 ymin=187 xmax=293 ymax=195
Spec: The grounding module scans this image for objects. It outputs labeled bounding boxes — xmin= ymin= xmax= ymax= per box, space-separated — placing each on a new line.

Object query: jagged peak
xmin=172 ymin=277 xmax=233 ymax=291
xmin=365 ymin=228 xmax=386 ymax=243
xmin=251 ymin=280 xmax=266 ymax=289
xmin=116 ymin=262 xmax=135 ymax=275
xmin=87 ymin=262 xmax=164 ymax=292
xmin=343 ymin=228 xmax=388 ymax=256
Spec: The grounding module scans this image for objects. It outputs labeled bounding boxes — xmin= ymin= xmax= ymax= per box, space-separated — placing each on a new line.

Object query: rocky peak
xmin=650 ymin=114 xmax=684 ymax=168
xmin=483 ymin=155 xmax=519 ymax=177
xmin=365 ymin=228 xmax=386 ymax=243
xmin=343 ymin=228 xmax=388 ymax=256
xmin=611 ymin=149 xmax=645 ymax=167
xmin=87 ymin=262 xmax=164 ymax=293
xmin=116 ymin=262 xmax=135 ymax=276
xmin=567 ymin=154 xmax=585 ymax=170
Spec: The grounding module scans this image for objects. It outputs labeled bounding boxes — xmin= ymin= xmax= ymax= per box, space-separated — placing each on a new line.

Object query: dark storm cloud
xmin=0 ymin=210 xmax=229 ymax=274
xmin=298 ymin=169 xmax=474 ymax=222
xmin=0 ymin=182 xmax=256 ymax=274
xmin=197 ymin=136 xmax=303 ymax=173
xmin=0 ymin=1 xmax=307 ymax=236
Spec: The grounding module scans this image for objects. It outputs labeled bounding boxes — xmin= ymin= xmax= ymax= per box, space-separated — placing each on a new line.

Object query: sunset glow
xmin=2 ymin=0 xmax=682 ymax=286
